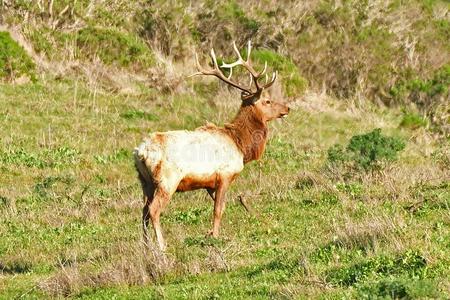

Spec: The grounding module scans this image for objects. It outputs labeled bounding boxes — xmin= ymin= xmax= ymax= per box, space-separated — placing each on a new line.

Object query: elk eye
xmin=265 ymin=100 xmax=271 ymax=105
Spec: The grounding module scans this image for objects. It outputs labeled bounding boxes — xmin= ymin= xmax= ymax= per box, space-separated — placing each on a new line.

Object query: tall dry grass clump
xmin=39 ymin=242 xmax=172 ymax=297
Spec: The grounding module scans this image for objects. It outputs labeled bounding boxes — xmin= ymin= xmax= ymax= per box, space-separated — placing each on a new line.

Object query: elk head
xmin=191 ymin=41 xmax=290 ymax=122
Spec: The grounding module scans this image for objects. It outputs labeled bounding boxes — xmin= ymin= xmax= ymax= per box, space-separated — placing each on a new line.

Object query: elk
xmin=134 ymin=41 xmax=290 ymax=250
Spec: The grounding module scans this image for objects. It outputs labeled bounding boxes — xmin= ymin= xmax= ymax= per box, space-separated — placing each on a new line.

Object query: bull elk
xmin=134 ymin=41 xmax=290 ymax=250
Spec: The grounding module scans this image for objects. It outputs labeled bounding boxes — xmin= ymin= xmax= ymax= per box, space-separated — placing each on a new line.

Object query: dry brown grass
xmin=331 ymin=214 xmax=406 ymax=253
xmin=39 ymin=242 xmax=171 ymax=297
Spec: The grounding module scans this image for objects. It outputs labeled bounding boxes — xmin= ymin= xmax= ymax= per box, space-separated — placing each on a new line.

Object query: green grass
xmin=1 ymin=79 xmax=449 ymax=299
xmin=0 ymin=31 xmax=35 ymax=81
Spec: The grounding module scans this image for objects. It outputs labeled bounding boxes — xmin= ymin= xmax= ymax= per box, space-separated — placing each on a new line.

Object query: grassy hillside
xmin=1 ymin=0 xmax=449 ymax=299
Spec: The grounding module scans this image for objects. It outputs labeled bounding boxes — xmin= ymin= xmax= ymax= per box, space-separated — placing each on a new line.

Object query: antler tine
xmin=210 ymin=48 xmax=219 ymax=68
xmin=227 ymin=67 xmax=233 ymax=79
xmin=221 ymin=41 xmax=245 ymax=69
xmin=246 ymin=40 xmax=252 ymax=63
xmin=232 ymin=41 xmax=244 ymax=62
xmin=262 ymin=71 xmax=277 ymax=89
xmin=260 ymin=61 xmax=267 ymax=77
xmin=189 ymin=48 xmax=253 ymax=94
xmin=188 ymin=52 xmax=206 ymax=77
xmin=190 ymin=42 xmax=278 ymax=102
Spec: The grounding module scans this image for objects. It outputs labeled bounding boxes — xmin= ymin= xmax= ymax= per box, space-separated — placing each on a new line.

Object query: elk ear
xmin=267 ymin=79 xmax=283 ymax=100
xmin=260 ymin=89 xmax=270 ymax=100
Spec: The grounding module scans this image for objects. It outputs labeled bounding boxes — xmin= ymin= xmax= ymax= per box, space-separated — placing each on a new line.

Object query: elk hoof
xmin=206 ymin=230 xmax=219 ymax=238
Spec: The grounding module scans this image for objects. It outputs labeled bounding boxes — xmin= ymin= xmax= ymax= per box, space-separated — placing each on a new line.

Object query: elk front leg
xmin=211 ymin=179 xmax=230 ymax=237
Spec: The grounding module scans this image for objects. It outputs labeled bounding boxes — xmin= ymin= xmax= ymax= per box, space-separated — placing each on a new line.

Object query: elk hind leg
xmin=141 ymin=174 xmax=156 ymax=247
xmin=149 ymin=188 xmax=171 ymax=251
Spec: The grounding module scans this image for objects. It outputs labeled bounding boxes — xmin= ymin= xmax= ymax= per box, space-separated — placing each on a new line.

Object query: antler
xmin=190 ymin=41 xmax=277 ymax=102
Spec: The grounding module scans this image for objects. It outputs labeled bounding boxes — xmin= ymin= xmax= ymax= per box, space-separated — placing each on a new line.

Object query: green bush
xmin=0 ymin=31 xmax=36 ymax=81
xmin=327 ymin=128 xmax=405 ymax=171
xmin=76 ymin=26 xmax=154 ymax=69
xmin=218 ymin=1 xmax=260 ymax=33
xmin=390 ymin=65 xmax=450 ymax=104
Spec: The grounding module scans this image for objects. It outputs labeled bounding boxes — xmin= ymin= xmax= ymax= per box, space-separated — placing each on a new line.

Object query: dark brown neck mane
xmin=224 ymin=104 xmax=268 ymax=164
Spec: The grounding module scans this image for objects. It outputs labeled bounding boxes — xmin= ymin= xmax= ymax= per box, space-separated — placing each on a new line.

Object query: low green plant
xmin=0 ymin=146 xmax=79 ymax=169
xmin=326 ymin=250 xmax=428 ymax=287
xmin=336 ymin=182 xmax=364 ymax=199
xmin=171 ymin=208 xmax=206 ymax=225
xmin=0 ymin=31 xmax=36 ymax=81
xmin=184 ymin=236 xmax=225 ymax=247
xmin=120 ymin=109 xmax=159 ymax=121
xmin=94 ymin=148 xmax=130 ymax=165
xmin=0 ymin=196 xmax=9 ymax=208
xmin=400 ymin=111 xmax=428 ymax=129
xmin=356 ymin=278 xmax=438 ymax=299
xmin=327 ymin=128 xmax=405 ymax=171
xmin=33 ymin=175 xmax=74 ymax=201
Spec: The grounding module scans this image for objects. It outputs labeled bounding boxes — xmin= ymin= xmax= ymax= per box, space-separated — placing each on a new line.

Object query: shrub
xmin=0 ymin=31 xmax=36 ymax=81
xmin=327 ymin=128 xmax=405 ymax=171
xmin=391 ymin=65 xmax=450 ymax=101
xmin=75 ymin=26 xmax=154 ymax=69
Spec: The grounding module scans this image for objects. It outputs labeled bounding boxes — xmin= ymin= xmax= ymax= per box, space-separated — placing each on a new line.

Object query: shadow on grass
xmin=0 ymin=261 xmax=32 ymax=274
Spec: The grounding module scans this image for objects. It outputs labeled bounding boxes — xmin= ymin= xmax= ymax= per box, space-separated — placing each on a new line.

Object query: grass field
xmin=1 ymin=0 xmax=449 ymax=298
xmin=1 ymin=78 xmax=449 ymax=299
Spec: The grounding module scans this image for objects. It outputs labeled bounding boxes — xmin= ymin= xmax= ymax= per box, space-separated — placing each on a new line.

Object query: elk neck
xmin=224 ymin=104 xmax=268 ymax=164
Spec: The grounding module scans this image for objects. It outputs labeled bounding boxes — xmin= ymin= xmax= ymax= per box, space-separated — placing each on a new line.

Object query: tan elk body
xmin=134 ymin=41 xmax=290 ymax=250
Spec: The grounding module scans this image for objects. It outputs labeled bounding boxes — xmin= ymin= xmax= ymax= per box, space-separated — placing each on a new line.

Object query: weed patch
xmin=326 ymin=250 xmax=428 ymax=287
xmin=33 ymin=175 xmax=75 ymax=201
xmin=94 ymin=148 xmax=130 ymax=165
xmin=169 ymin=208 xmax=207 ymax=225
xmin=356 ymin=278 xmax=439 ymax=299
xmin=399 ymin=111 xmax=428 ymax=129
xmin=0 ymin=146 xmax=79 ymax=169
xmin=120 ymin=109 xmax=159 ymax=121
xmin=184 ymin=236 xmax=225 ymax=248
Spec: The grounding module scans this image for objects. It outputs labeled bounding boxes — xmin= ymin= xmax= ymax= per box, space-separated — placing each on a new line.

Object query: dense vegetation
xmin=0 ymin=0 xmax=449 ymax=299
